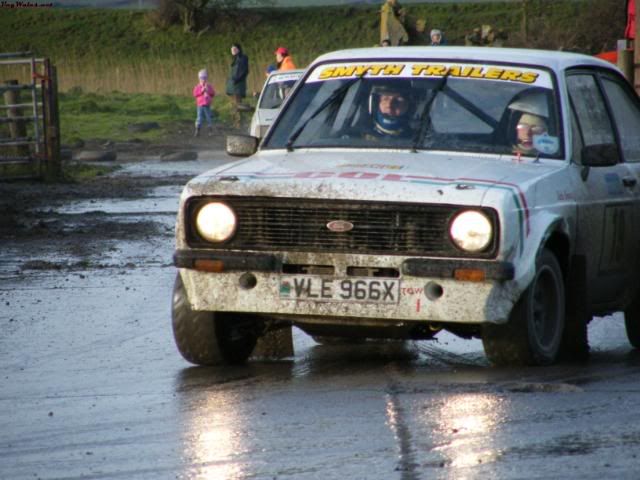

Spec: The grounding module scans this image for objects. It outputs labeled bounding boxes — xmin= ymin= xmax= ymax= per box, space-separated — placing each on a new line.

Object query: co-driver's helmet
xmin=507 ymin=90 xmax=549 ymax=119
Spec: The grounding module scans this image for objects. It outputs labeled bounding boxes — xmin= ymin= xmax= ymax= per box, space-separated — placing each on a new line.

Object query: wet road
xmin=2 ymin=154 xmax=640 ymax=480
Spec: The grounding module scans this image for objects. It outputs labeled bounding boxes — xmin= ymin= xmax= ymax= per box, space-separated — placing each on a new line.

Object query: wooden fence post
xmin=618 ymin=39 xmax=634 ymax=85
xmin=43 ymin=60 xmax=61 ymax=180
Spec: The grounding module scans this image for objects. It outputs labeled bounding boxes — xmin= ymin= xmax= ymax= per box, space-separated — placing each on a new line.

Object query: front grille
xmin=186 ymin=197 xmax=498 ymax=258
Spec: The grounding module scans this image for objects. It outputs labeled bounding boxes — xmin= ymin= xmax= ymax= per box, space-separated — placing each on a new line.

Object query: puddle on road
xmin=48 ymin=155 xmax=236 ymax=216
xmin=50 ymin=186 xmax=182 ymax=215
xmin=1 ymin=157 xmax=204 ymax=274
xmin=115 ymin=154 xmax=233 ymax=178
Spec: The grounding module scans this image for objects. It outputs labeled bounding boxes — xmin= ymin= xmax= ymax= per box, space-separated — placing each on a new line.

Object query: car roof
xmin=311 ymin=46 xmax=619 ymax=74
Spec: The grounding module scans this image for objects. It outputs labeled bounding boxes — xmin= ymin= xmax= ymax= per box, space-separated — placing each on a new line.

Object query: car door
xmin=566 ymin=69 xmax=640 ymax=307
xmin=599 ymin=70 xmax=640 ymax=305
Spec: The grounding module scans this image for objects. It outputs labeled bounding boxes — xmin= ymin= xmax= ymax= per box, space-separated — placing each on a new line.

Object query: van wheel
xmin=482 ymin=249 xmax=565 ymax=366
xmin=172 ymin=273 xmax=257 ymax=366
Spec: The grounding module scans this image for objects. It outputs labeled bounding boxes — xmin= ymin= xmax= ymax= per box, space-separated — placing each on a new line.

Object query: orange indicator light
xmin=453 ymin=269 xmax=486 ymax=282
xmin=194 ymin=259 xmax=225 ymax=272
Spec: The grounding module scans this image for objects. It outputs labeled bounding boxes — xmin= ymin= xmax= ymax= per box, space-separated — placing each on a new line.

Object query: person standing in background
xmin=274 ymin=47 xmax=297 ymax=71
xmin=430 ymin=29 xmax=447 ymax=46
xmin=226 ymin=43 xmax=249 ymax=108
xmin=380 ymin=0 xmax=408 ymax=46
xmin=192 ymin=69 xmax=215 ymax=137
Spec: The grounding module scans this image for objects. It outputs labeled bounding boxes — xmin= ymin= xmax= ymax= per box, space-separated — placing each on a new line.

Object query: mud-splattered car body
xmin=173 ymin=47 xmax=640 ymax=366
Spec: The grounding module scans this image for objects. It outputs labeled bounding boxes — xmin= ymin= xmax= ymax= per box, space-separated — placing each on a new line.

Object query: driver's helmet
xmin=368 ymin=81 xmax=414 ymax=136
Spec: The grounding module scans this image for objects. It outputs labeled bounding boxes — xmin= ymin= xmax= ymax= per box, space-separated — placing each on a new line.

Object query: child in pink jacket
xmin=193 ymin=69 xmax=216 ymax=137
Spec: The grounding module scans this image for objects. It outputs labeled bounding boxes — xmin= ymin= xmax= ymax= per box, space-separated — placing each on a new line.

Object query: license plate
xmin=279 ymin=275 xmax=400 ymax=304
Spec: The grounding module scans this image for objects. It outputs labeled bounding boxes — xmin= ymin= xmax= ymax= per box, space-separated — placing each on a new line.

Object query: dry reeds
xmin=59 ymin=57 xmax=270 ymax=96
xmin=3 ymin=56 xmax=270 ymax=97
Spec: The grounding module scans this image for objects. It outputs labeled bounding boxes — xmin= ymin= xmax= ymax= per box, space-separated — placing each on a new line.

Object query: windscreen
xmin=263 ymin=61 xmax=563 ymax=158
xmin=259 ymin=72 xmax=303 ymax=110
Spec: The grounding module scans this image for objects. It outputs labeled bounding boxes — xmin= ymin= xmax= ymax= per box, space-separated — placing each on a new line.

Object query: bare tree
xmin=152 ymin=0 xmax=246 ymax=33
xmin=175 ymin=0 xmax=211 ymax=33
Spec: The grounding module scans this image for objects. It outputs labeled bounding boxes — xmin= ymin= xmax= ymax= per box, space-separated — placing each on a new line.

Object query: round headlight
xmin=195 ymin=202 xmax=236 ymax=243
xmin=449 ymin=210 xmax=493 ymax=252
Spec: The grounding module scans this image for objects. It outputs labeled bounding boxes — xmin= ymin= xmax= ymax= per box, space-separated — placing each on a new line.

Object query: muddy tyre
xmin=171 ymin=273 xmax=257 ymax=366
xmin=624 ymin=298 xmax=640 ymax=349
xmin=482 ymin=249 xmax=565 ymax=366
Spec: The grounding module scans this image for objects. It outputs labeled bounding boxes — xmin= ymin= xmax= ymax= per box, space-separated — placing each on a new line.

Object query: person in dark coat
xmin=226 ymin=43 xmax=249 ymax=107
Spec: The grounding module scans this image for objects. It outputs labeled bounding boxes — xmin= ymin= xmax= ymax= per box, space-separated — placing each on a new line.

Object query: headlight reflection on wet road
xmin=434 ymin=393 xmax=505 ymax=470
xmin=385 ymin=390 xmax=507 ymax=477
xmin=181 ymin=393 xmax=245 ymax=480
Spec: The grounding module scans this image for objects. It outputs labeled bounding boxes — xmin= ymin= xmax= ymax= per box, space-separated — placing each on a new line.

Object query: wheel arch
xmin=541 ymin=226 xmax=571 ymax=281
xmin=542 ymin=224 xmax=591 ymax=361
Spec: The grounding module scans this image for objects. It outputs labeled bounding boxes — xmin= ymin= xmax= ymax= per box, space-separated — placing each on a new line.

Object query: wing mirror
xmin=581 ymin=143 xmax=620 ymax=167
xmin=226 ymin=134 xmax=258 ymax=157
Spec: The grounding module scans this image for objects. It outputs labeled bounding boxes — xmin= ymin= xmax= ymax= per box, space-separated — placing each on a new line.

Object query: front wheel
xmin=171 ymin=273 xmax=257 ymax=366
xmin=482 ymin=249 xmax=565 ymax=366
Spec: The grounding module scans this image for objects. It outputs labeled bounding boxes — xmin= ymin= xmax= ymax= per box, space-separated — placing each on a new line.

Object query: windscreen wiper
xmin=285 ymin=73 xmax=365 ymax=152
xmin=411 ymin=73 xmax=450 ymax=153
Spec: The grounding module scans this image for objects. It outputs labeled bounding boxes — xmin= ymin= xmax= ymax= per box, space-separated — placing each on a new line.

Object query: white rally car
xmin=249 ymin=69 xmax=304 ymax=139
xmin=173 ymin=47 xmax=640 ymax=367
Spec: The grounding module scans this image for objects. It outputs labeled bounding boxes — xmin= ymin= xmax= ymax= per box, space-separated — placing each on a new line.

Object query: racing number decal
xmin=600 ymin=205 xmax=629 ymax=272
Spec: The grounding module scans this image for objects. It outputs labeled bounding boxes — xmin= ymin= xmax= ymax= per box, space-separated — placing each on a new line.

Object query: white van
xmin=249 ymin=69 xmax=304 ymax=139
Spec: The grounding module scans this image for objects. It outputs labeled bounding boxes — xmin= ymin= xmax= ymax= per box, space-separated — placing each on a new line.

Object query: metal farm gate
xmin=0 ymin=52 xmax=60 ymax=180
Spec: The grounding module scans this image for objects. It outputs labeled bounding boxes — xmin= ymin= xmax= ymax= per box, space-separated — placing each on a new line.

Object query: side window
xmin=601 ymin=76 xmax=640 ymax=163
xmin=566 ymin=74 xmax=616 ymax=147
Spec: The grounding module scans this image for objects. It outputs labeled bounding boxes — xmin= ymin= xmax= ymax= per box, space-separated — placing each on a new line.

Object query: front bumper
xmin=174 ymin=249 xmax=518 ymax=325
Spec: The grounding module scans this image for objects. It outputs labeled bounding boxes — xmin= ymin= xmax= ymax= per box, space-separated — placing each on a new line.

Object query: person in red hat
xmin=274 ymin=47 xmax=297 ymax=71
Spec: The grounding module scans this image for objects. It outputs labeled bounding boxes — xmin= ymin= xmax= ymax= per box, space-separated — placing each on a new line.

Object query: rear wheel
xmin=624 ymin=297 xmax=640 ymax=349
xmin=171 ymin=273 xmax=257 ymax=366
xmin=559 ymin=255 xmax=590 ymax=361
xmin=482 ymin=249 xmax=565 ymax=366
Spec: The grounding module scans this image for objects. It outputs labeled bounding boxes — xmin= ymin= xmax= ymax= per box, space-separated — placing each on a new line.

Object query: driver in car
xmin=368 ymin=83 xmax=415 ymax=139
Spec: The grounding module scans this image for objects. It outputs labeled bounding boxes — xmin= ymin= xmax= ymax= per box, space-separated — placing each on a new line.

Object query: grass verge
xmin=59 ymin=89 xmax=249 ymax=145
